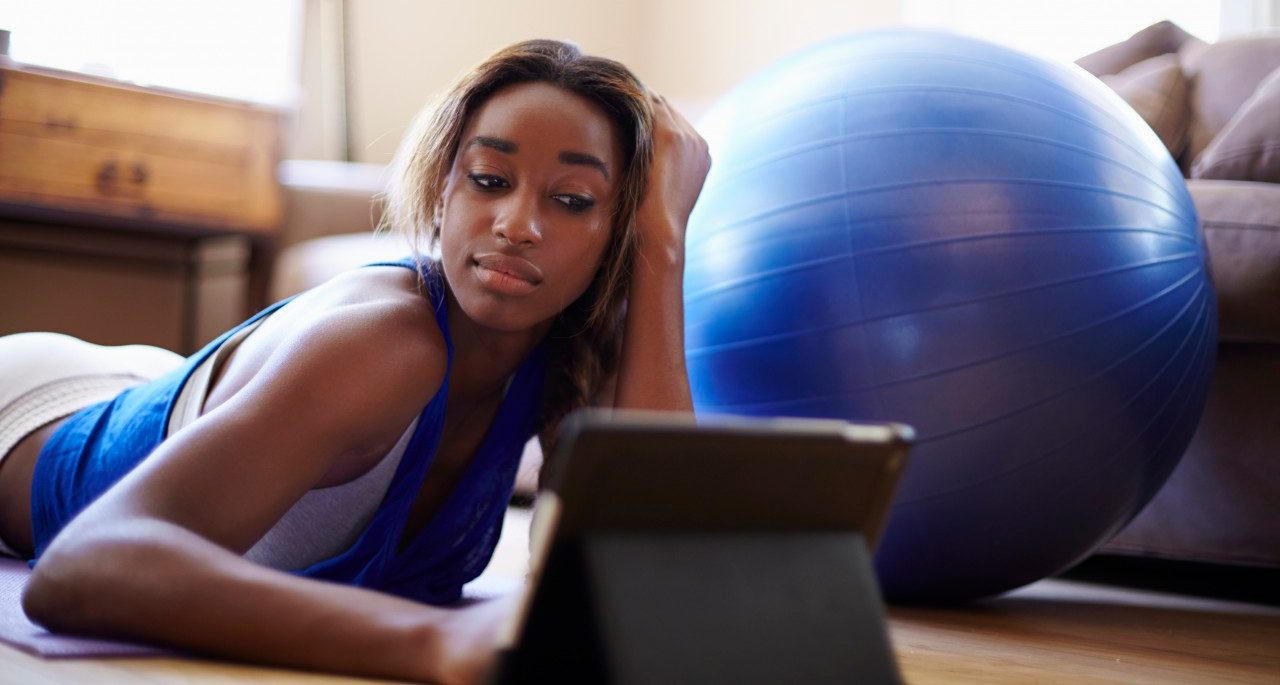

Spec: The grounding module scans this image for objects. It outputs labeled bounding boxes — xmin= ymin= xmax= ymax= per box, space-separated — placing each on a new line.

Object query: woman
xmin=0 ymin=39 xmax=709 ymax=683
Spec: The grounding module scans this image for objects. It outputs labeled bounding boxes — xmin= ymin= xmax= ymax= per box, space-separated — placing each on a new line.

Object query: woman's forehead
xmin=462 ymin=82 xmax=622 ymax=166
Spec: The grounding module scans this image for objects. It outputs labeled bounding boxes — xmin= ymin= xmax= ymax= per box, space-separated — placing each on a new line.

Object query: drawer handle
xmin=44 ymin=115 xmax=78 ymax=131
xmin=96 ymin=159 xmax=119 ymax=188
xmin=131 ymin=161 xmax=149 ymax=184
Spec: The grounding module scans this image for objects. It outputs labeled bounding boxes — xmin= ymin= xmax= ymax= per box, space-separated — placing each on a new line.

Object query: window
xmin=901 ymin=0 xmax=1222 ymax=63
xmin=0 ymin=0 xmax=302 ymax=107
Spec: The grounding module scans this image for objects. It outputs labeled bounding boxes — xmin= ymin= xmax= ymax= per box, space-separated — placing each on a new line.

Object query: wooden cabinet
xmin=0 ymin=64 xmax=282 ymax=231
xmin=0 ymin=64 xmax=284 ymax=354
xmin=0 ymin=221 xmax=250 ymax=354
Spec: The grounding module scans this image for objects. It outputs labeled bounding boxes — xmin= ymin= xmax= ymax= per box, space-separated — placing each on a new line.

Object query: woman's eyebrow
xmin=467 ymin=136 xmax=517 ymax=153
xmin=467 ymin=136 xmax=608 ymax=179
xmin=560 ymin=151 xmax=609 ymax=179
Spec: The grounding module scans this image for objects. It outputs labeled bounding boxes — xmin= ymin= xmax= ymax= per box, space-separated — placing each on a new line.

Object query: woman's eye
xmin=468 ymin=173 xmax=508 ymax=190
xmin=554 ymin=194 xmax=595 ymax=213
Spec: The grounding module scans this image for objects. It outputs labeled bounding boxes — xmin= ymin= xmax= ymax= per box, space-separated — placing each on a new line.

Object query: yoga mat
xmin=1 ymin=557 xmax=523 ymax=659
xmin=0 ymin=506 xmax=529 ymax=659
xmin=0 ymin=557 xmax=169 ymax=658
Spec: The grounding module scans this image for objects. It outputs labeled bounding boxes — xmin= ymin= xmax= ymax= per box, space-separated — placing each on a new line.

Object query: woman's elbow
xmin=23 ymin=543 xmax=101 ymax=631
xmin=22 ymin=525 xmax=170 ymax=632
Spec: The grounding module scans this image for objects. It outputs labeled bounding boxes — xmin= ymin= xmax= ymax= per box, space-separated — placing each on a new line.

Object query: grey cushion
xmin=1192 ymin=66 xmax=1280 ymax=183
xmin=1182 ymin=34 xmax=1280 ymax=168
xmin=1076 ymin=20 xmax=1202 ymax=76
xmin=1101 ymin=54 xmax=1190 ymax=157
xmin=1188 ymin=179 xmax=1280 ymax=344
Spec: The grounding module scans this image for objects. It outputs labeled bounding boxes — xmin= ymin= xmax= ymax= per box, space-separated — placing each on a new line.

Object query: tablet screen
xmin=540 ymin=410 xmax=910 ymax=543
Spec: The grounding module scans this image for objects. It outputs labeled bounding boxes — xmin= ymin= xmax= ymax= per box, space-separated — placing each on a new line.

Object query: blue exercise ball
xmin=684 ymin=30 xmax=1216 ymax=602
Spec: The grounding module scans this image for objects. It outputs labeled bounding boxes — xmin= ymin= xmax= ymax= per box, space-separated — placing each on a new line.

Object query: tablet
xmin=535 ymin=409 xmax=911 ymax=543
xmin=492 ymin=409 xmax=913 ymax=684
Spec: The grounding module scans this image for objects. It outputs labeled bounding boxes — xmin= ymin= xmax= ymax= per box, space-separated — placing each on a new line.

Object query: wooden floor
xmin=2 ymin=507 xmax=1277 ymax=684
xmin=891 ymin=578 xmax=1279 ymax=684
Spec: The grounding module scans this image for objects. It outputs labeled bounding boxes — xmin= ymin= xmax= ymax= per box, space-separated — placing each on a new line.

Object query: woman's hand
xmin=635 ymin=93 xmax=712 ymax=257
xmin=610 ymin=92 xmax=706 ymax=413
xmin=433 ymin=592 xmax=524 ymax=685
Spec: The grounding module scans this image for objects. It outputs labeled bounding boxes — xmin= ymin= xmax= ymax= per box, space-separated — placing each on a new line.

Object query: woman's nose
xmin=493 ymin=193 xmax=544 ymax=247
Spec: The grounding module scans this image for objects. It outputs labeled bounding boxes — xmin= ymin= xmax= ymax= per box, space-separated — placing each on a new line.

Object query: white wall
xmin=343 ymin=0 xmax=646 ymax=165
xmin=315 ymin=0 xmax=1279 ymax=164
xmin=638 ymin=0 xmax=901 ymax=119
xmin=337 ymin=0 xmax=899 ymax=164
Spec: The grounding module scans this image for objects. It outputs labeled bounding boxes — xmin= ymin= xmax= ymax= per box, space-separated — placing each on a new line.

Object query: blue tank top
xmin=30 ymin=258 xmax=547 ymax=604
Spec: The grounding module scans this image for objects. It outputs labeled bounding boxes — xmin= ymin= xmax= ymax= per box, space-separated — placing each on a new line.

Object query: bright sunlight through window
xmin=0 ymin=0 xmax=301 ymax=107
xmin=902 ymin=0 xmax=1222 ymax=63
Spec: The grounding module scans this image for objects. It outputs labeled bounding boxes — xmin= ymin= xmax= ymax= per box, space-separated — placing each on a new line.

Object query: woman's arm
xmin=26 ymin=516 xmax=505 ymax=682
xmin=612 ymin=94 xmax=711 ymax=412
xmin=22 ymin=297 xmax=498 ymax=684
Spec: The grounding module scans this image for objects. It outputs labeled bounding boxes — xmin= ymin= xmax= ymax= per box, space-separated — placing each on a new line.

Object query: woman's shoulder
xmin=308 ymin=263 xmax=441 ymax=334
xmin=281 ymin=265 xmax=445 ymax=383
xmin=206 ymin=263 xmax=448 ymax=422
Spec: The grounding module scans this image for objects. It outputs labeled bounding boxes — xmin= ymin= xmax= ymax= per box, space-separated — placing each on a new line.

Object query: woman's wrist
xmin=633 ymin=215 xmax=686 ymax=272
xmin=395 ymin=611 xmax=452 ymax=683
xmin=412 ymin=595 xmax=519 ymax=685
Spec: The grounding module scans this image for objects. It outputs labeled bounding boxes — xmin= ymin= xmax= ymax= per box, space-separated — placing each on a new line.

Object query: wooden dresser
xmin=0 ymin=63 xmax=283 ymax=354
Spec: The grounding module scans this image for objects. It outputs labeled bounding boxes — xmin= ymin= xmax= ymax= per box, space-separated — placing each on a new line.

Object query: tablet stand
xmin=495 ymin=530 xmax=901 ymax=684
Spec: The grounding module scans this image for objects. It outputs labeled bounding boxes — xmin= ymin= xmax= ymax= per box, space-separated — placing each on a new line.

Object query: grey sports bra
xmin=169 ymin=316 xmax=414 ymax=571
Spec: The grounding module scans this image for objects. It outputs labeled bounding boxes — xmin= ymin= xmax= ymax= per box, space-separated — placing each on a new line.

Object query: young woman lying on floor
xmin=0 ymin=39 xmax=709 ymax=684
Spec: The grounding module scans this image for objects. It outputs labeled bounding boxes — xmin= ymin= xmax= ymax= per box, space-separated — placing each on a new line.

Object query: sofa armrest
xmin=1189 ymin=179 xmax=1280 ymax=344
xmin=277 ymin=160 xmax=389 ymax=248
xmin=269 ymin=231 xmax=409 ymax=301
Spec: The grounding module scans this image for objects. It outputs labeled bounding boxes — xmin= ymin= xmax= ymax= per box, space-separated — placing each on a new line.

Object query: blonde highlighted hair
xmin=384 ymin=39 xmax=655 ymax=459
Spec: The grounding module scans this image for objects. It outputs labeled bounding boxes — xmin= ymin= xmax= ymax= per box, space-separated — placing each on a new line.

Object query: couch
xmin=1072 ymin=21 xmax=1280 ymax=570
xmin=269 ymin=160 xmax=400 ymax=301
xmin=272 ymin=21 xmax=1280 ymax=571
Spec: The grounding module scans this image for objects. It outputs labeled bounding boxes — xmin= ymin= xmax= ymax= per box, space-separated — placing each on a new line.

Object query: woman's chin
xmin=454 ymin=295 xmax=553 ymax=337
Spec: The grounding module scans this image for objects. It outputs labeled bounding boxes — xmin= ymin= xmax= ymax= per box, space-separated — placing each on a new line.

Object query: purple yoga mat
xmin=0 ymin=557 xmax=169 ymax=658
xmin=0 ymin=556 xmax=522 ymax=660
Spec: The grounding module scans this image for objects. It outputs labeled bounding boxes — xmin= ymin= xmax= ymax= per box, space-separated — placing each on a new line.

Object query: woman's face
xmin=439 ymin=81 xmax=624 ymax=334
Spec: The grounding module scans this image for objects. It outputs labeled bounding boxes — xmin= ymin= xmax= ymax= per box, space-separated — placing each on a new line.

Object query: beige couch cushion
xmin=278 ymin=160 xmax=389 ymax=247
xmin=270 ymin=231 xmax=409 ymax=301
xmin=1191 ymin=67 xmax=1280 ymax=183
xmin=1101 ymin=54 xmax=1190 ymax=157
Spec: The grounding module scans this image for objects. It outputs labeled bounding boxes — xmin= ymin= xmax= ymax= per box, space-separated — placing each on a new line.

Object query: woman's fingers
xmin=635 ymin=90 xmax=711 ymax=246
xmin=651 ymin=91 xmax=692 ymax=134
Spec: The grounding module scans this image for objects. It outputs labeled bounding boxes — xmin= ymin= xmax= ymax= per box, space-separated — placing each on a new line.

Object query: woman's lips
xmin=473 ymin=254 xmax=542 ymax=296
